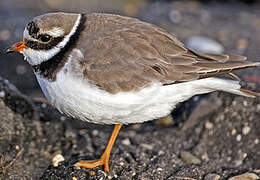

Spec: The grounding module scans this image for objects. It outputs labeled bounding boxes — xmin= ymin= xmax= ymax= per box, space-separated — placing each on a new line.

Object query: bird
xmin=4 ymin=12 xmax=260 ymax=172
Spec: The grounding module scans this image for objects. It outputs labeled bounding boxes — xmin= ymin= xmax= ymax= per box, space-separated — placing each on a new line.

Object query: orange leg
xmin=75 ymin=124 xmax=122 ymax=172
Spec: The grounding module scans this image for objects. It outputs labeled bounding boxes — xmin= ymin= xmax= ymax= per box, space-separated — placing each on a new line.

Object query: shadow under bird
xmin=4 ymin=12 xmax=260 ymax=172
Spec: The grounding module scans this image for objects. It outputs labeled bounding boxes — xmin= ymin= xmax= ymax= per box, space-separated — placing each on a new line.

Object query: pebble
xmin=169 ymin=10 xmax=182 ymax=24
xmin=15 ymin=145 xmax=20 ymax=150
xmin=140 ymin=143 xmax=153 ymax=150
xmin=204 ymin=173 xmax=221 ymax=180
xmin=180 ymin=151 xmax=201 ymax=165
xmin=242 ymin=125 xmax=251 ymax=135
xmin=186 ymin=36 xmax=224 ymax=54
xmin=122 ymin=138 xmax=131 ymax=146
xmin=243 ymin=100 xmax=248 ymax=107
xmin=228 ymin=172 xmax=259 ymax=180
xmin=92 ymin=129 xmax=99 ymax=137
xmin=205 ymin=121 xmax=214 ymax=129
xmin=88 ymin=171 xmax=96 ymax=176
xmin=157 ymin=167 xmax=163 ymax=171
xmin=255 ymin=139 xmax=259 ymax=144
xmin=254 ymin=169 xmax=260 ymax=173
xmin=201 ymin=152 xmax=209 ymax=161
xmin=236 ymin=134 xmax=242 ymax=142
xmin=257 ymin=104 xmax=260 ymax=111
xmin=72 ymin=177 xmax=78 ymax=180
xmin=60 ymin=116 xmax=66 ymax=121
xmin=0 ymin=91 xmax=5 ymax=98
xmin=141 ymin=177 xmax=151 ymax=180
xmin=52 ymin=154 xmax=65 ymax=167
xmin=231 ymin=129 xmax=237 ymax=136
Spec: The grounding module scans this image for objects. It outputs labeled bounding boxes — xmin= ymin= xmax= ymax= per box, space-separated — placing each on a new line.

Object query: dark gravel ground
xmin=0 ymin=1 xmax=260 ymax=180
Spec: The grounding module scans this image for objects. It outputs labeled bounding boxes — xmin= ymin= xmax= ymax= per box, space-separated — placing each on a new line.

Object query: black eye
xmin=39 ymin=35 xmax=51 ymax=42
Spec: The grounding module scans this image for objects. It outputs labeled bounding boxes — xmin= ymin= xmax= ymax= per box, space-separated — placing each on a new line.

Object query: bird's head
xmin=5 ymin=12 xmax=82 ymax=66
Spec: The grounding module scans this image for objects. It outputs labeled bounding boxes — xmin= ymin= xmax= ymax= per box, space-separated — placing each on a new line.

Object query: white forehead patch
xmin=43 ymin=27 xmax=64 ymax=37
xmin=23 ymin=28 xmax=36 ymax=41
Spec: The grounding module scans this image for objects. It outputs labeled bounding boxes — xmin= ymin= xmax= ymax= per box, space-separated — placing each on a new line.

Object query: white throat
xmin=21 ymin=14 xmax=82 ymax=66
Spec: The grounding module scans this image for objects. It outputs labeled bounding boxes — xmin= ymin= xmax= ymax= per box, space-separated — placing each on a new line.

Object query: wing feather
xmin=79 ymin=13 xmax=259 ymax=93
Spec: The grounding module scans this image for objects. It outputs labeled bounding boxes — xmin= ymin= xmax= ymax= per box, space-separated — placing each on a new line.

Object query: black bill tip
xmin=3 ymin=47 xmax=14 ymax=55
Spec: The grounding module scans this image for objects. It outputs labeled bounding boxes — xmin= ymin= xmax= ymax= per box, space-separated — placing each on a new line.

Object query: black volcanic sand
xmin=0 ymin=1 xmax=260 ymax=180
xmin=1 ymin=76 xmax=260 ymax=179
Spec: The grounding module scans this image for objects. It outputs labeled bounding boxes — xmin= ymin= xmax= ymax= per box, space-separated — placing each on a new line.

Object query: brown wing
xmin=79 ymin=13 xmax=259 ymax=94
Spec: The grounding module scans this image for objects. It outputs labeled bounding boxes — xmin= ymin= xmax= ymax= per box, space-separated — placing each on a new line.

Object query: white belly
xmin=35 ymin=67 xmax=227 ymax=124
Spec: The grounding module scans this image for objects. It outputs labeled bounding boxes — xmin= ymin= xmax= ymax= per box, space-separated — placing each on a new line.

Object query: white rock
xmin=122 ymin=138 xmax=131 ymax=146
xmin=242 ymin=125 xmax=251 ymax=135
xmin=236 ymin=134 xmax=242 ymax=142
xmin=52 ymin=154 xmax=65 ymax=167
xmin=186 ymin=36 xmax=224 ymax=54
xmin=204 ymin=173 xmax=221 ymax=180
xmin=228 ymin=172 xmax=259 ymax=180
xmin=0 ymin=91 xmax=5 ymax=98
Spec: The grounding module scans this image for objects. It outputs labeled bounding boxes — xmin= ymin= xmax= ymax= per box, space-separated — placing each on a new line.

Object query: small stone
xmin=60 ymin=116 xmax=66 ymax=121
xmin=204 ymin=173 xmax=221 ymax=180
xmin=231 ymin=129 xmax=237 ymax=136
xmin=180 ymin=151 xmax=201 ymax=165
xmin=242 ymin=125 xmax=251 ymax=135
xmin=243 ymin=100 xmax=248 ymax=107
xmin=41 ymin=103 xmax=47 ymax=108
xmin=155 ymin=115 xmax=174 ymax=126
xmin=157 ymin=167 xmax=163 ymax=171
xmin=140 ymin=143 xmax=153 ymax=150
xmin=158 ymin=150 xmax=164 ymax=155
xmin=186 ymin=36 xmax=224 ymax=54
xmin=72 ymin=177 xmax=78 ymax=180
xmin=205 ymin=121 xmax=214 ymax=129
xmin=88 ymin=171 xmax=96 ymax=176
xmin=254 ymin=169 xmax=260 ymax=173
xmin=257 ymin=104 xmax=260 ymax=111
xmin=16 ymin=65 xmax=27 ymax=75
xmin=169 ymin=10 xmax=182 ymax=24
xmin=92 ymin=130 xmax=99 ymax=137
xmin=52 ymin=154 xmax=65 ymax=167
xmin=0 ymin=91 xmax=5 ymax=98
xmin=122 ymin=138 xmax=131 ymax=146
xmin=254 ymin=139 xmax=259 ymax=144
xmin=236 ymin=134 xmax=242 ymax=142
xmin=141 ymin=177 xmax=151 ymax=180
xmin=201 ymin=152 xmax=209 ymax=161
xmin=228 ymin=172 xmax=259 ymax=180
xmin=243 ymin=153 xmax=248 ymax=159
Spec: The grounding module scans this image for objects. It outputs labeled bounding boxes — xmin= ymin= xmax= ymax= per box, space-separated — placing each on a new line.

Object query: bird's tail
xmin=205 ymin=77 xmax=259 ymax=98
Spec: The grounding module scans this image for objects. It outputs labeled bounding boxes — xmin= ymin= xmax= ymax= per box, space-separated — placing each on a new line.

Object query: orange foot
xmin=75 ymin=152 xmax=110 ymax=172
xmin=75 ymin=124 xmax=122 ymax=172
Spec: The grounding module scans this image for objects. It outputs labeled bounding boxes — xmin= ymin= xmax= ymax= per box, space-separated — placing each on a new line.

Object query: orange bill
xmin=4 ymin=41 xmax=27 ymax=54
